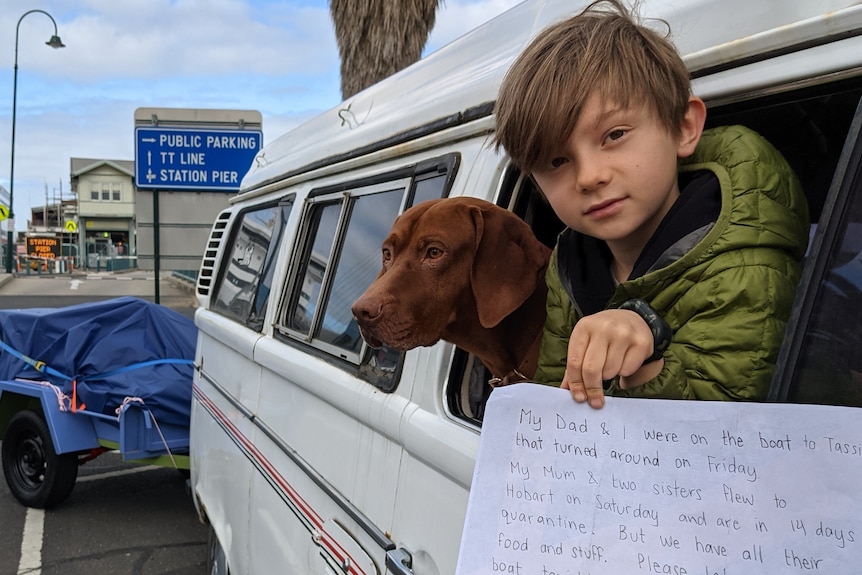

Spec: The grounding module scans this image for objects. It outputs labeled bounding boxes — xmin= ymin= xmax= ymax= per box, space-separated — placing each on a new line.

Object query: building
xmin=28 ymin=197 xmax=78 ymax=261
xmin=70 ymin=158 xmax=135 ymax=267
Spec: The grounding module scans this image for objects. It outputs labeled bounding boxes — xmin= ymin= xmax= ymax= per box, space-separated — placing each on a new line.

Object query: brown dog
xmin=351 ymin=197 xmax=551 ymax=382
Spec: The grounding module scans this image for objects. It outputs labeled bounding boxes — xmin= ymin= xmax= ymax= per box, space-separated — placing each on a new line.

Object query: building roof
xmin=70 ymin=158 xmax=134 ymax=178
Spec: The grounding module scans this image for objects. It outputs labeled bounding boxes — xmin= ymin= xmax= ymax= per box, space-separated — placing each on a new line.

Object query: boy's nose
xmin=576 ymin=157 xmax=609 ymax=192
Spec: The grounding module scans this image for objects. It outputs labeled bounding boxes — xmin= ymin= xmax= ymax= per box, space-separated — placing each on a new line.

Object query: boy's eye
xmin=607 ymin=129 xmax=626 ymax=141
xmin=550 ymin=157 xmax=568 ymax=168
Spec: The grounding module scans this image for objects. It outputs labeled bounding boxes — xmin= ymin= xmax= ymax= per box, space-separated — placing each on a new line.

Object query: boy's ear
xmin=677 ymin=96 xmax=707 ymax=158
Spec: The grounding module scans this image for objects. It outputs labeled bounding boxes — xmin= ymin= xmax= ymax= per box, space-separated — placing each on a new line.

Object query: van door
xmin=245 ymin=157 xmax=457 ymax=573
xmin=192 ymin=199 xmax=294 ymax=575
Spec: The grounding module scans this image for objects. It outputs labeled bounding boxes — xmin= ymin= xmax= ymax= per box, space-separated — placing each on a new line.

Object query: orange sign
xmin=27 ymin=236 xmax=61 ymax=259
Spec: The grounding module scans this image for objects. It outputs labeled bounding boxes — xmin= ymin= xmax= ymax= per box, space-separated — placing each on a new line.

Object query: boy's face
xmin=532 ymin=93 xmax=698 ymax=256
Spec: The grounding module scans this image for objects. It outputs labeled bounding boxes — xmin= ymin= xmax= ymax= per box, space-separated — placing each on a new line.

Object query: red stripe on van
xmin=192 ymin=384 xmax=370 ymax=575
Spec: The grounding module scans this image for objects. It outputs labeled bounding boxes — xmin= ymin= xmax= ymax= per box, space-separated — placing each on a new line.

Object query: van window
xmin=412 ymin=170 xmax=450 ymax=206
xmin=704 ymin=77 xmax=862 ymax=223
xmin=278 ymin=155 xmax=457 ymax=391
xmin=211 ymin=198 xmax=293 ymax=330
xmin=791 ymin=208 xmax=862 ymax=407
xmin=446 ymin=78 xmax=862 ymax=426
xmin=776 ymin=96 xmax=862 ymax=407
xmin=288 ymin=188 xmax=404 ymax=353
xmin=446 ymin=168 xmax=563 ymax=425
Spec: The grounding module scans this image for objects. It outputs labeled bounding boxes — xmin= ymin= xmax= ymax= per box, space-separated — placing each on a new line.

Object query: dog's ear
xmin=469 ymin=205 xmax=549 ymax=328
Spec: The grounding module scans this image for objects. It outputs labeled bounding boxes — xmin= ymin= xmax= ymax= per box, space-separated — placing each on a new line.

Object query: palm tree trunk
xmin=331 ymin=0 xmax=441 ymax=99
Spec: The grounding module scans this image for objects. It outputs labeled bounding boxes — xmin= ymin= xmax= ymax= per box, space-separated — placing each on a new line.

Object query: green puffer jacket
xmin=534 ymin=125 xmax=810 ymax=400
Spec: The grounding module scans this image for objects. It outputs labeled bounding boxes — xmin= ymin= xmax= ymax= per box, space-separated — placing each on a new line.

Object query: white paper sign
xmin=456 ymin=383 xmax=862 ymax=575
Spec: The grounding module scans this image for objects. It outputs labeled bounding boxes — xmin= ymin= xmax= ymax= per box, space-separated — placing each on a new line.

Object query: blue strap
xmin=0 ymin=339 xmax=194 ymax=383
xmin=0 ymin=339 xmax=73 ymax=381
xmin=95 ymin=358 xmax=195 ymax=380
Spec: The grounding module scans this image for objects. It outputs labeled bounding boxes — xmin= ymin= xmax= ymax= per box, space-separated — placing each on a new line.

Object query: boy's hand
xmin=560 ymin=309 xmax=657 ymax=408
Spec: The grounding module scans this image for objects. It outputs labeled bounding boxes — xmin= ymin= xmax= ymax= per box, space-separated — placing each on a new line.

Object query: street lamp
xmin=6 ymin=10 xmax=66 ymax=274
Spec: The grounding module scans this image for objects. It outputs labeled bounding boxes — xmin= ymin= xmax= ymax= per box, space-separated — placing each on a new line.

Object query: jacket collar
xmin=557 ymin=169 xmax=721 ymax=315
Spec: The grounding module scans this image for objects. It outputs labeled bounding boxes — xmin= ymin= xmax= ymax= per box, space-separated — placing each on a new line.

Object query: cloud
xmin=426 ymin=0 xmax=523 ymax=52
xmin=12 ymin=0 xmax=339 ymax=82
xmin=0 ymin=0 xmax=515 ymax=230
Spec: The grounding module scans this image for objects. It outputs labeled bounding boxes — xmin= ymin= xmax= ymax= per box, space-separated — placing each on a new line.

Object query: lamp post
xmin=6 ymin=10 xmax=65 ymax=274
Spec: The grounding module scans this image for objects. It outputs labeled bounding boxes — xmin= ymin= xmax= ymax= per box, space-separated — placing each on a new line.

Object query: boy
xmin=493 ymin=0 xmax=809 ymax=408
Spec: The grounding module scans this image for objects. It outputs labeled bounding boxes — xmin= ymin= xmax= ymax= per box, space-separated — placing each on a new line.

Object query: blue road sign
xmin=135 ymin=127 xmax=263 ymax=191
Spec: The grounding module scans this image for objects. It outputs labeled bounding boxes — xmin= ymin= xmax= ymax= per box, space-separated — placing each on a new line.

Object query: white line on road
xmin=18 ymin=507 xmax=44 ymax=575
xmin=77 ymin=465 xmax=161 ymax=483
xmin=16 ymin=465 xmax=161 ymax=575
xmin=69 ymin=279 xmax=81 ymax=290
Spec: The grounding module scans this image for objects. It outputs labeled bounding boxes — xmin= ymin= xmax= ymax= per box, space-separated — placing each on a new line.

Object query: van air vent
xmin=196 ymin=210 xmax=233 ymax=297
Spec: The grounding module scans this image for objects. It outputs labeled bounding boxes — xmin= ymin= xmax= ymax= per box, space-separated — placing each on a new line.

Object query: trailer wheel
xmin=2 ymin=410 xmax=78 ymax=508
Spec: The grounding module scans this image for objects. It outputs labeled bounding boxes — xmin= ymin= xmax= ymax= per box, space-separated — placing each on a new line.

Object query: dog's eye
xmin=426 ymin=247 xmax=443 ymax=259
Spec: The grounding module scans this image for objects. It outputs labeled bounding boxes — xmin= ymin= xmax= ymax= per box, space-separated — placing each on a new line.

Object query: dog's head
xmin=351 ymin=197 xmax=549 ymax=351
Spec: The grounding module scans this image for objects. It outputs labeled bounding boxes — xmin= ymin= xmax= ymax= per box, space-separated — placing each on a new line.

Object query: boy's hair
xmin=494 ymin=0 xmax=691 ymax=173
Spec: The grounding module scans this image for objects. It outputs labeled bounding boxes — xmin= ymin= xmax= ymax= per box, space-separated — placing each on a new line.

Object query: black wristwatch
xmin=618 ymin=299 xmax=672 ymax=363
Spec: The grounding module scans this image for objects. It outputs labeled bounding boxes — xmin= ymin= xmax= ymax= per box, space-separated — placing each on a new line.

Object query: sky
xmin=0 ymin=0 xmax=523 ymax=231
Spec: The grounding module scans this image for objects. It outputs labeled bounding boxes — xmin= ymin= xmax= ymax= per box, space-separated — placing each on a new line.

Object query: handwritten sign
xmin=456 ymin=384 xmax=862 ymax=575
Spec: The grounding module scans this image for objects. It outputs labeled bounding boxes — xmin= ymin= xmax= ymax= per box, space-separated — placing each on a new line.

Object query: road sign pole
xmin=153 ymin=189 xmax=160 ymax=304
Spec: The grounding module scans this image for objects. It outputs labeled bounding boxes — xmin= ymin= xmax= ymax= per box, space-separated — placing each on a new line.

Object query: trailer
xmin=0 ymin=297 xmax=196 ymax=508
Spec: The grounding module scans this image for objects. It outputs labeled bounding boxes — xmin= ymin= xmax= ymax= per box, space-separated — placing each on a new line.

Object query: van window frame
xmin=445 ymin=166 xmax=562 ymax=426
xmin=769 ymin=95 xmax=862 ymax=403
xmin=273 ymin=153 xmax=459 ymax=390
xmin=283 ymin=179 xmax=412 ymax=364
xmin=208 ymin=195 xmax=295 ymax=331
xmin=444 ymin=76 xmax=862 ymax=427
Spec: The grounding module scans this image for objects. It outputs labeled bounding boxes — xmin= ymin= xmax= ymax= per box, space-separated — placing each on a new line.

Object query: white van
xmin=190 ymin=1 xmax=862 ymax=573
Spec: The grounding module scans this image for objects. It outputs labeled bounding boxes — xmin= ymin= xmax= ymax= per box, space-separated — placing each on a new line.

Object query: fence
xmin=18 ymin=256 xmax=76 ymax=275
xmin=16 ymin=255 xmax=140 ymax=275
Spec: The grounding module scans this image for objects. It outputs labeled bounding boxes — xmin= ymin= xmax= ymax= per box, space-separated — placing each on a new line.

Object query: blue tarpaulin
xmin=0 ymin=297 xmax=197 ymax=429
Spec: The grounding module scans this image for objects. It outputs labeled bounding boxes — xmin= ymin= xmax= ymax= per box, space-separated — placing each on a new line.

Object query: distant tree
xmin=330 ymin=0 xmax=441 ymax=100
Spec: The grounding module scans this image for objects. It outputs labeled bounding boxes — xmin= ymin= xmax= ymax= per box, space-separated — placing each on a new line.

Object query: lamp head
xmin=46 ymin=35 xmax=65 ymax=49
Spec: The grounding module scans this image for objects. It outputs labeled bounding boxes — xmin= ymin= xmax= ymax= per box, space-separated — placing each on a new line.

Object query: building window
xmin=101 ymin=183 xmax=110 ymax=201
xmin=112 ymin=183 xmax=121 ymax=201
xmin=91 ymin=187 xmax=99 ymax=201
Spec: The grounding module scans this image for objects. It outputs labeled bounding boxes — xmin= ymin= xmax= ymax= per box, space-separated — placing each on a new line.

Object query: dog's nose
xmin=351 ymin=297 xmax=381 ymax=323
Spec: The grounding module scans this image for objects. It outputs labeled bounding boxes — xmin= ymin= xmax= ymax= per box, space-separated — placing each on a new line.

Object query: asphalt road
xmin=0 ymin=272 xmax=208 ymax=575
xmin=0 ymin=271 xmax=197 ymax=319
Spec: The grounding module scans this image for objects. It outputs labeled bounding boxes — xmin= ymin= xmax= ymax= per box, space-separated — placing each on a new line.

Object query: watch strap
xmin=618 ymin=299 xmax=672 ymax=363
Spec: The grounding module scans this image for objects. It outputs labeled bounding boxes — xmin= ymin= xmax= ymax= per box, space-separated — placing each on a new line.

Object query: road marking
xmin=15 ymin=466 xmax=164 ymax=574
xmin=77 ymin=465 xmax=161 ymax=483
xmin=69 ymin=280 xmax=81 ymax=290
xmin=18 ymin=507 xmax=44 ymax=575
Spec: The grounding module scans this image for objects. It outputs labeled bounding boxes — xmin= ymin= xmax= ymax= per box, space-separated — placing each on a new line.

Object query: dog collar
xmin=488 ymin=327 xmax=544 ymax=387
